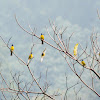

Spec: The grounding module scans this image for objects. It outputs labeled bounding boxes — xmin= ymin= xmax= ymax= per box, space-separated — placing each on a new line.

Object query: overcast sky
xmin=0 ymin=0 xmax=100 ymax=100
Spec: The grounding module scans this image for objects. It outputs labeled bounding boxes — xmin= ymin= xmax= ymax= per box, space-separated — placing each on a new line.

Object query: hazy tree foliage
xmin=0 ymin=11 xmax=100 ymax=100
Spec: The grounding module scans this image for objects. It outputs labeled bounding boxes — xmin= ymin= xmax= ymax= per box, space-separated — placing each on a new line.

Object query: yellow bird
xmin=81 ymin=60 xmax=86 ymax=66
xmin=73 ymin=43 xmax=78 ymax=56
xmin=10 ymin=44 xmax=14 ymax=56
xmin=40 ymin=33 xmax=44 ymax=44
xmin=99 ymin=52 xmax=100 ymax=56
xmin=41 ymin=48 xmax=46 ymax=62
xmin=28 ymin=52 xmax=33 ymax=64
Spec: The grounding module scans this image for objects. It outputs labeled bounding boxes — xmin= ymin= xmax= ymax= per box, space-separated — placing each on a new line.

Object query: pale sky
xmin=0 ymin=0 xmax=100 ymax=100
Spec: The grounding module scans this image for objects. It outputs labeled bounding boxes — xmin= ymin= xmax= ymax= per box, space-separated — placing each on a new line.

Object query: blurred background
xmin=0 ymin=0 xmax=100 ymax=100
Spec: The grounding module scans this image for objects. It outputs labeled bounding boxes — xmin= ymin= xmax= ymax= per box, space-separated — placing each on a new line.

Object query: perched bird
xmin=99 ymin=52 xmax=100 ymax=56
xmin=41 ymin=48 xmax=46 ymax=62
xmin=28 ymin=52 xmax=33 ymax=64
xmin=96 ymin=52 xmax=100 ymax=59
xmin=81 ymin=59 xmax=86 ymax=66
xmin=73 ymin=43 xmax=78 ymax=56
xmin=40 ymin=33 xmax=44 ymax=44
xmin=10 ymin=44 xmax=14 ymax=56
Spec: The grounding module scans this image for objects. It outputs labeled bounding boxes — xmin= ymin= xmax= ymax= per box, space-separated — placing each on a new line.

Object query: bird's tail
xmin=42 ymin=40 xmax=44 ymax=44
xmin=41 ymin=57 xmax=43 ymax=62
xmin=11 ymin=51 xmax=13 ymax=56
xmin=27 ymin=59 xmax=30 ymax=64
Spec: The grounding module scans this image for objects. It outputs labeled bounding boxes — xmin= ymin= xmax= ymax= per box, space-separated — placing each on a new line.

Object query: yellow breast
xmin=40 ymin=35 xmax=44 ymax=40
xmin=81 ymin=61 xmax=86 ymax=66
xmin=29 ymin=54 xmax=33 ymax=59
xmin=10 ymin=46 xmax=14 ymax=51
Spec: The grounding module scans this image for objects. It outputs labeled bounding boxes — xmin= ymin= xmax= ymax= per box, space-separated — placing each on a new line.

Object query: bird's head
xmin=41 ymin=33 xmax=42 ymax=35
xmin=31 ymin=52 xmax=32 ymax=54
xmin=12 ymin=44 xmax=13 ymax=46
xmin=81 ymin=59 xmax=83 ymax=61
